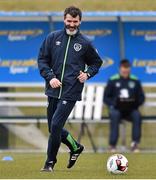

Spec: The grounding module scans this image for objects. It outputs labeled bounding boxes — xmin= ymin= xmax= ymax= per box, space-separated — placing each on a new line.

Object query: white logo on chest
xmin=115 ymin=82 xmax=121 ymax=87
xmin=74 ymin=43 xmax=82 ymax=52
xmin=119 ymin=89 xmax=129 ymax=98
xmin=62 ymin=100 xmax=67 ymax=105
xmin=128 ymin=81 xmax=135 ymax=88
xmin=56 ymin=41 xmax=61 ymax=46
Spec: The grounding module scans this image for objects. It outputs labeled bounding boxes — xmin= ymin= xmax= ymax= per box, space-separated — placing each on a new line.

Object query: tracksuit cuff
xmin=46 ymin=73 xmax=56 ymax=82
xmin=84 ymin=70 xmax=92 ymax=79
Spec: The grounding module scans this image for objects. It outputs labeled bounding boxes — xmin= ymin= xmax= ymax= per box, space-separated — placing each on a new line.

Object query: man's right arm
xmin=37 ymin=35 xmax=56 ymax=82
xmin=103 ymin=80 xmax=115 ymax=108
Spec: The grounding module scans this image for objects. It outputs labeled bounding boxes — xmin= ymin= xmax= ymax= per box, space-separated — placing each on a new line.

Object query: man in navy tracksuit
xmin=104 ymin=59 xmax=145 ymax=152
xmin=38 ymin=6 xmax=102 ymax=172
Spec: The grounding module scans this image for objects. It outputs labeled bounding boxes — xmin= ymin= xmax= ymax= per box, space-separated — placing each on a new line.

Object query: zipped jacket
xmin=38 ymin=29 xmax=103 ymax=101
xmin=103 ymin=74 xmax=145 ymax=111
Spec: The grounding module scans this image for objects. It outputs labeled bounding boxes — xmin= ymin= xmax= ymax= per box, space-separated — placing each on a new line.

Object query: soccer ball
xmin=107 ymin=154 xmax=128 ymax=174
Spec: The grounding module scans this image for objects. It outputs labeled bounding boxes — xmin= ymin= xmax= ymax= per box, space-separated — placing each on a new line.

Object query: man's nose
xmin=70 ymin=22 xmax=75 ymax=27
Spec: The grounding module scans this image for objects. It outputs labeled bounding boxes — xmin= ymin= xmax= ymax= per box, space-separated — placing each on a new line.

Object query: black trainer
xmin=67 ymin=144 xmax=84 ymax=169
xmin=40 ymin=161 xmax=56 ymax=172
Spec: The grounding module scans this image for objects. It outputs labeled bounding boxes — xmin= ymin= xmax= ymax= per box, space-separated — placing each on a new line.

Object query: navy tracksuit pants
xmin=109 ymin=108 xmax=142 ymax=146
xmin=46 ymin=97 xmax=79 ymax=163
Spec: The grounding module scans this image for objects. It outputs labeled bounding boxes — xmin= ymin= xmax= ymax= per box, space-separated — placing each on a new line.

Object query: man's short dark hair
xmin=64 ymin=6 xmax=82 ymax=20
xmin=120 ymin=59 xmax=131 ymax=68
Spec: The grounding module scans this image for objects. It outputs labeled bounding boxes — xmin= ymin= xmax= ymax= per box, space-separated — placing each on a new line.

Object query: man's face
xmin=64 ymin=14 xmax=81 ymax=35
xmin=120 ymin=66 xmax=131 ymax=79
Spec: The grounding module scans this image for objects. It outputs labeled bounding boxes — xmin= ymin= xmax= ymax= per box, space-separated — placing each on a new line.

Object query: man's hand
xmin=49 ymin=78 xmax=62 ymax=88
xmin=77 ymin=71 xmax=88 ymax=83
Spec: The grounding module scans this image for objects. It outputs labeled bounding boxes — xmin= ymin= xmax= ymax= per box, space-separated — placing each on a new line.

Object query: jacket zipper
xmin=58 ymin=35 xmax=71 ymax=99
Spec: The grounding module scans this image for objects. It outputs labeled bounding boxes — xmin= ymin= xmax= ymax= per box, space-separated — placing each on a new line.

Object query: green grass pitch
xmin=0 ymin=153 xmax=156 ymax=179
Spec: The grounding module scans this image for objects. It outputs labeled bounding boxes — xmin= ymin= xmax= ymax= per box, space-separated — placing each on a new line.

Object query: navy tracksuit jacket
xmin=38 ymin=29 xmax=103 ymax=101
xmin=104 ymin=74 xmax=145 ymax=112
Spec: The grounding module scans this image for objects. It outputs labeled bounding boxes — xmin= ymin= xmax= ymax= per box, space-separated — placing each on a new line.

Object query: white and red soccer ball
xmin=107 ymin=154 xmax=128 ymax=174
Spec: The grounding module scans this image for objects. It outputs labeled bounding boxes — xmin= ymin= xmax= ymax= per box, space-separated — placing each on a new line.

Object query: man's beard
xmin=65 ymin=25 xmax=78 ymax=36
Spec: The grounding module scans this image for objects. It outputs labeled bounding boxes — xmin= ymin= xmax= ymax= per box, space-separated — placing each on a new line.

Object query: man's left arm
xmin=136 ymin=80 xmax=145 ymax=107
xmin=84 ymin=42 xmax=103 ymax=78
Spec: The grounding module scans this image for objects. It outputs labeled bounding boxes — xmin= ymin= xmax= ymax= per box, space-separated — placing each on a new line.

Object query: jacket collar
xmin=120 ymin=74 xmax=130 ymax=80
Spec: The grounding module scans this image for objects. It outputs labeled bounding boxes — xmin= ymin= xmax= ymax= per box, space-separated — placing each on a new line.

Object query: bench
xmin=0 ymin=84 xmax=156 ymax=121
